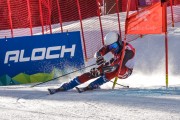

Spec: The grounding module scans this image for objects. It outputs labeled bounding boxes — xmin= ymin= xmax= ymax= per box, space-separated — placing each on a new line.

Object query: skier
xmin=48 ymin=32 xmax=135 ymax=94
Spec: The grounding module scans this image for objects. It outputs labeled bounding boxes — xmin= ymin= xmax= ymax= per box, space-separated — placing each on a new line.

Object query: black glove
xmin=109 ymin=58 xmax=115 ymax=64
xmin=96 ymin=56 xmax=105 ymax=65
xmin=90 ymin=68 xmax=100 ymax=77
xmin=102 ymin=64 xmax=118 ymax=73
xmin=104 ymin=58 xmax=115 ymax=66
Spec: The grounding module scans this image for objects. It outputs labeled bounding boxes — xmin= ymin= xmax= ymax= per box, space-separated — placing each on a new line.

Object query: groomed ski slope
xmin=0 ymin=13 xmax=180 ymax=120
xmin=0 ymin=86 xmax=180 ymax=120
xmin=0 ymin=23 xmax=180 ymax=120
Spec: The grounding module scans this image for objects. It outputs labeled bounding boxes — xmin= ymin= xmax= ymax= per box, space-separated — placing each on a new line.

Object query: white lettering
xmin=136 ymin=10 xmax=151 ymax=21
xmin=19 ymin=50 xmax=30 ymax=62
xmin=130 ymin=25 xmax=157 ymax=31
xmin=31 ymin=48 xmax=46 ymax=61
xmin=60 ymin=44 xmax=76 ymax=58
xmin=4 ymin=50 xmax=20 ymax=64
xmin=46 ymin=46 xmax=61 ymax=59
xmin=4 ymin=45 xmax=76 ymax=64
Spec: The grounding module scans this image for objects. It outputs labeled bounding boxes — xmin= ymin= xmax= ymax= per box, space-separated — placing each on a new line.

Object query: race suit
xmin=77 ymin=42 xmax=135 ymax=84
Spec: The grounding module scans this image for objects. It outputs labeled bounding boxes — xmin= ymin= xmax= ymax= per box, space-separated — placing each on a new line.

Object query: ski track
xmin=0 ymin=86 xmax=180 ymax=120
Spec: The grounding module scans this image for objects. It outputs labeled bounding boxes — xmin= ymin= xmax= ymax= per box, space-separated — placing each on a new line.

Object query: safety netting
xmin=0 ymin=0 xmax=179 ymax=59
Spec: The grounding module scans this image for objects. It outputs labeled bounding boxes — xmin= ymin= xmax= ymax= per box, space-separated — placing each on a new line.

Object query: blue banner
xmin=0 ymin=32 xmax=84 ymax=85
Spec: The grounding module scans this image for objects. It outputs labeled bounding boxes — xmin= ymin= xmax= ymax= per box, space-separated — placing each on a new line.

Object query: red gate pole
xmin=26 ymin=0 xmax=33 ymax=36
xmin=7 ymin=0 xmax=13 ymax=38
xmin=76 ymin=0 xmax=88 ymax=61
xmin=56 ymin=0 xmax=63 ymax=32
xmin=39 ymin=0 xmax=44 ymax=34
xmin=162 ymin=2 xmax=168 ymax=88
xmin=96 ymin=0 xmax=104 ymax=45
xmin=165 ymin=32 xmax=168 ymax=88
xmin=112 ymin=0 xmax=131 ymax=89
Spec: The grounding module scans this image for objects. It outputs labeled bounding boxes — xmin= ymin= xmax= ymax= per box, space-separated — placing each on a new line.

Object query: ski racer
xmin=48 ymin=32 xmax=135 ymax=94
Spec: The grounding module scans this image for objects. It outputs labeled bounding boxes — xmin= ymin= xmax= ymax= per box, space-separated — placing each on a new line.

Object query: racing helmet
xmin=104 ymin=32 xmax=122 ymax=53
xmin=104 ymin=32 xmax=122 ymax=46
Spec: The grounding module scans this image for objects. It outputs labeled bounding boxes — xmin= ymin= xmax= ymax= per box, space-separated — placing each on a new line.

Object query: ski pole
xmin=110 ymin=81 xmax=129 ymax=88
xmin=31 ymin=63 xmax=96 ymax=87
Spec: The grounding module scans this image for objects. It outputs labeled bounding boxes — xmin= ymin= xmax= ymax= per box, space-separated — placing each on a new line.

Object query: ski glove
xmin=104 ymin=58 xmax=115 ymax=66
xmin=90 ymin=68 xmax=100 ymax=77
xmin=96 ymin=56 xmax=105 ymax=65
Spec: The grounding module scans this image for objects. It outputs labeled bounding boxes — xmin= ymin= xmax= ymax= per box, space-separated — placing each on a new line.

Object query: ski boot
xmin=48 ymin=87 xmax=65 ymax=95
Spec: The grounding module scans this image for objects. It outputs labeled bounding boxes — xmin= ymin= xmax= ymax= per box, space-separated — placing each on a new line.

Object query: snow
xmin=0 ymin=86 xmax=180 ymax=120
xmin=0 ymin=13 xmax=180 ymax=120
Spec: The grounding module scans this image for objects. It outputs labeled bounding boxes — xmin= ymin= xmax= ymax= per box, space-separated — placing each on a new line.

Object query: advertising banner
xmin=0 ymin=31 xmax=84 ymax=86
xmin=126 ymin=2 xmax=167 ymax=34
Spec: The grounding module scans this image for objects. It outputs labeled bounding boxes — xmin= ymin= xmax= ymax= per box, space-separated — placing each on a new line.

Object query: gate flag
xmin=125 ymin=2 xmax=167 ymax=34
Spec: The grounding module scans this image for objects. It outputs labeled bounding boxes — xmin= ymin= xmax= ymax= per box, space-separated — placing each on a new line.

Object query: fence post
xmin=115 ymin=0 xmax=122 ymax=39
xmin=170 ymin=0 xmax=175 ymax=27
xmin=39 ymin=0 xmax=44 ymax=34
xmin=48 ymin=0 xmax=52 ymax=34
xmin=7 ymin=0 xmax=13 ymax=38
xmin=76 ymin=0 xmax=88 ymax=61
xmin=56 ymin=0 xmax=63 ymax=32
xmin=27 ymin=0 xmax=33 ymax=36
xmin=96 ymin=0 xmax=104 ymax=45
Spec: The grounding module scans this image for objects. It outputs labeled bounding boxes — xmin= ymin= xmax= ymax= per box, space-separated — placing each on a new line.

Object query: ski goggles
xmin=108 ymin=42 xmax=119 ymax=51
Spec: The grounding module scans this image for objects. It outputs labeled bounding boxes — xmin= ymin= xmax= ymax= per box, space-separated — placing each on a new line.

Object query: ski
xmin=48 ymin=88 xmax=65 ymax=95
xmin=48 ymin=88 xmax=58 ymax=95
xmin=75 ymin=87 xmax=95 ymax=93
xmin=75 ymin=87 xmax=86 ymax=93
